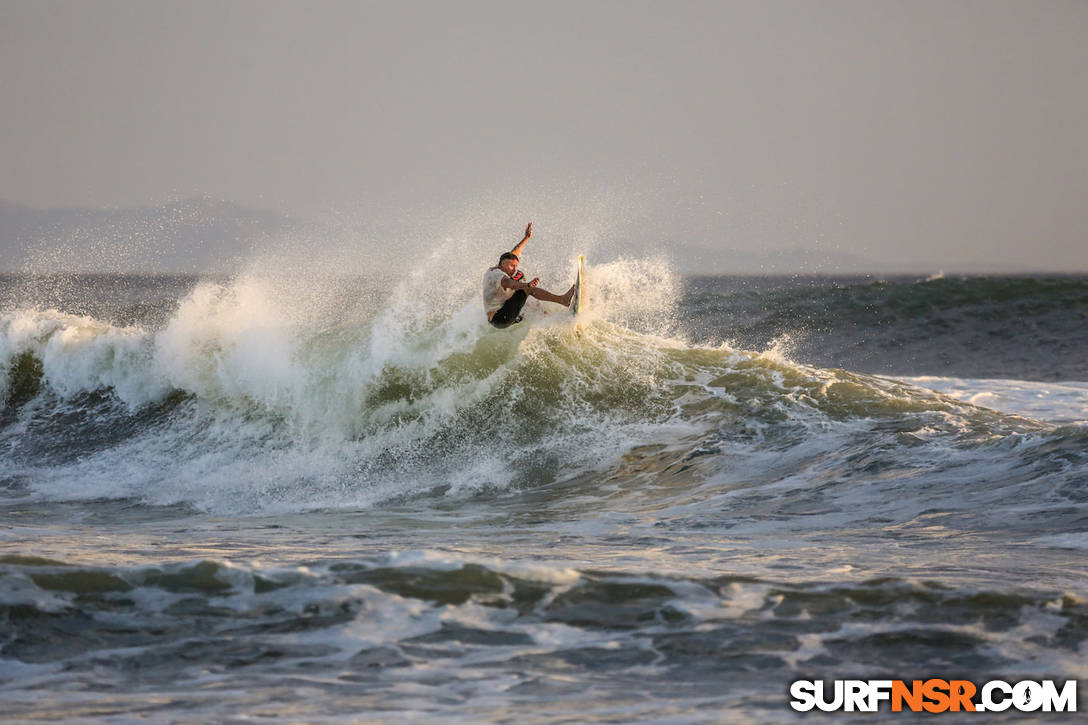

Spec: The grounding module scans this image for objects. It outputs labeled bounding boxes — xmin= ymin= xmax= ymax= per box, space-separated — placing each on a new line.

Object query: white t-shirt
xmin=482 ymin=267 xmax=514 ymax=314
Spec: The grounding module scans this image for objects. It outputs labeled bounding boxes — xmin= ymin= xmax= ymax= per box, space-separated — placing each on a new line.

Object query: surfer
xmin=483 ymin=222 xmax=576 ymax=328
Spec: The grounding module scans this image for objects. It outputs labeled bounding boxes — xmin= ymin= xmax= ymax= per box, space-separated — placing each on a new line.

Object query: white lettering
xmin=816 ymin=680 xmax=844 ymax=712
xmin=868 ymin=680 xmax=893 ymax=711
xmin=1014 ymin=680 xmax=1043 ymax=712
xmin=789 ymin=681 xmax=817 ymax=712
xmin=793 ymin=678 xmax=1077 ymax=713
xmin=1041 ymin=680 xmax=1077 ymax=712
xmin=844 ymin=680 xmax=869 ymax=712
xmin=982 ymin=680 xmax=1013 ymax=712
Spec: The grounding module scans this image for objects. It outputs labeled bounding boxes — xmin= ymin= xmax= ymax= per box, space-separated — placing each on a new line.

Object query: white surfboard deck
xmin=571 ymin=255 xmax=585 ymax=316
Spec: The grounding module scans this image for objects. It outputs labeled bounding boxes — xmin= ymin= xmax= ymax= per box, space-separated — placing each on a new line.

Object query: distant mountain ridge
xmin=2 ymin=198 xmax=1036 ymax=276
xmin=0 ymin=198 xmax=293 ymax=273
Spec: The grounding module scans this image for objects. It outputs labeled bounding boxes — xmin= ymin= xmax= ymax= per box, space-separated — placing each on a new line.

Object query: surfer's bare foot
xmin=562 ymin=284 xmax=576 ymax=307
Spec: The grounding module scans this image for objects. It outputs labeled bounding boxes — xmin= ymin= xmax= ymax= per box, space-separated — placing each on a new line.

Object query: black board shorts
xmin=490 ymin=290 xmax=528 ymax=329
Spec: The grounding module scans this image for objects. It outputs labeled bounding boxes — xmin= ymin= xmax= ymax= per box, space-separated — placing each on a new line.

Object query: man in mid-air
xmin=482 ymin=222 xmax=575 ymax=328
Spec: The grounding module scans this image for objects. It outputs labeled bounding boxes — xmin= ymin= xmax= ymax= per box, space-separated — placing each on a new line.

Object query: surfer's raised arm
xmin=482 ymin=221 xmax=575 ymax=329
xmin=510 ymin=222 xmax=532 ymax=257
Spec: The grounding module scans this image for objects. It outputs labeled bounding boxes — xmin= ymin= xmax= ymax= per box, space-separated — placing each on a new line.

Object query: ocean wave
xmin=685 ymin=274 xmax=1088 ymax=382
xmin=1 ymin=551 xmax=1084 ymax=717
xmin=2 ymin=267 xmax=1086 ymax=525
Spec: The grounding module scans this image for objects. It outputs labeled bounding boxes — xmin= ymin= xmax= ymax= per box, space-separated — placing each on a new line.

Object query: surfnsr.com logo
xmin=789 ymin=679 xmax=1078 ymax=713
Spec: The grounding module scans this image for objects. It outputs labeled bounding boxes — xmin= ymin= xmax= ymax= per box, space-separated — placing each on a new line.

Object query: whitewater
xmin=1 ymin=253 xmax=1086 ymax=722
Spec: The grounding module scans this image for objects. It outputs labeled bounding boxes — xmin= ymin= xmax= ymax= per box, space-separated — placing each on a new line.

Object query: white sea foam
xmin=901 ymin=376 xmax=1088 ymax=425
xmin=0 ymin=253 xmax=699 ymax=514
xmin=0 ymin=310 xmax=164 ymax=407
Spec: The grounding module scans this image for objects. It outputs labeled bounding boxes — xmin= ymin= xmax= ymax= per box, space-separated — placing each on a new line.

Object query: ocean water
xmin=1 ymin=267 xmax=1086 ymax=723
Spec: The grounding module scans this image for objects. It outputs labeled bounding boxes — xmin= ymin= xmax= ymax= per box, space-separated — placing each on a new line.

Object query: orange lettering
xmin=922 ymin=679 xmax=951 ymax=713
xmin=949 ymin=680 xmax=976 ymax=711
xmin=892 ymin=680 xmax=924 ymax=712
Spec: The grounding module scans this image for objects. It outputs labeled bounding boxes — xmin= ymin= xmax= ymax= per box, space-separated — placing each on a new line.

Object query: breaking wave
xmin=2 ymin=262 xmax=1085 ymax=530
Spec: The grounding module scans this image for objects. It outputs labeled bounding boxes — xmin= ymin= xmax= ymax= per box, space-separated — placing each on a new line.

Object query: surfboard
xmin=571 ymin=255 xmax=585 ymax=316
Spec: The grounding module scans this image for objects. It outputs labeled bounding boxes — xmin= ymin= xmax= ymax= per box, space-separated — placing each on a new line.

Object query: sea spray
xmin=0 ymin=257 xmax=694 ymax=512
xmin=2 ymin=271 xmax=1087 ymax=723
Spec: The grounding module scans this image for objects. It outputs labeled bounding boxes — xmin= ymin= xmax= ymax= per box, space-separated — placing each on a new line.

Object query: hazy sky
xmin=2 ymin=0 xmax=1086 ymax=271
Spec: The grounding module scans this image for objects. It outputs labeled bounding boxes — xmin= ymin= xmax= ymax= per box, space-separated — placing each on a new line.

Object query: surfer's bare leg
xmin=528 ymin=284 xmax=575 ymax=307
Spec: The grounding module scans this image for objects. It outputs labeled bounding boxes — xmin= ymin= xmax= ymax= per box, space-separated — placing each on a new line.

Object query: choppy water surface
xmin=2 ymin=269 xmax=1086 ymax=722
